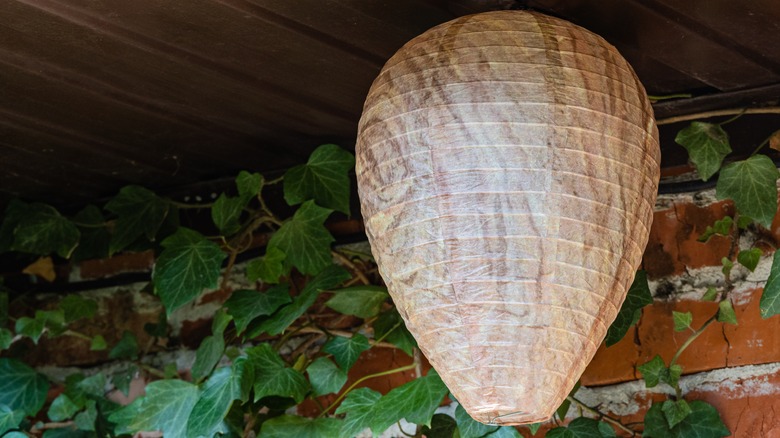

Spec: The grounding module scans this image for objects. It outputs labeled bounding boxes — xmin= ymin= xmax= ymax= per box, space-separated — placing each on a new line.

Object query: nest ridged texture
xmin=356 ymin=10 xmax=660 ymax=425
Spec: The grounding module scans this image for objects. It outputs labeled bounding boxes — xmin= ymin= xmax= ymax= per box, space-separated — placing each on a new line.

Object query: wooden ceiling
xmin=2 ymin=0 xmax=779 ymax=209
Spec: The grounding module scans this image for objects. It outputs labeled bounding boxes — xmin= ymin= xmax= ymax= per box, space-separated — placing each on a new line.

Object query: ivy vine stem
xmin=749 ymin=134 xmax=772 ymax=157
xmin=656 ymin=106 xmax=780 ymax=126
xmin=670 ymin=313 xmax=718 ymax=369
xmin=332 ymin=250 xmax=370 ymax=285
xmin=566 ymin=395 xmax=637 ymax=436
xmin=318 ymin=362 xmax=418 ymax=417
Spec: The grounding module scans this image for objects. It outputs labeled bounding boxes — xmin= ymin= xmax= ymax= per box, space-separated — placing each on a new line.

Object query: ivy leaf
xmin=702 ymin=287 xmax=719 ymax=302
xmin=528 ymin=423 xmax=542 ymax=434
xmin=144 ymin=311 xmax=168 ymax=338
xmin=267 ymin=200 xmax=335 ymax=275
xmin=334 ymin=387 xmax=382 ymax=438
xmin=40 ymin=427 xmax=92 ymax=438
xmin=322 ymin=334 xmax=371 ymax=371
xmin=15 ymin=316 xmax=45 ymax=344
xmin=58 ymin=295 xmax=97 ymax=323
xmin=108 ymin=379 xmax=198 ymax=438
xmin=191 ymin=335 xmax=225 ymax=382
xmin=283 ymin=144 xmax=355 ymax=214
xmin=224 ymin=286 xmax=291 ymax=335
xmin=421 ymin=414 xmax=458 ymax=438
xmin=109 ymin=331 xmax=138 ymax=360
xmin=104 ymin=185 xmax=170 ymax=254
xmin=0 ymin=404 xmax=25 ymax=436
xmin=0 ymin=328 xmax=13 ymax=351
xmin=152 ymin=227 xmax=227 ymax=314
xmin=638 ymin=355 xmax=668 ymax=388
xmin=547 ymin=417 xmax=615 ymax=437
xmin=675 ymin=122 xmax=731 ymax=181
xmin=546 ymin=427 xmax=575 ymax=438
xmin=67 ymin=373 xmax=106 ymax=404
xmin=0 ymin=200 xmax=28 ymax=253
xmin=211 ymin=194 xmax=244 ymax=236
xmin=717 ymin=300 xmax=738 ymax=325
xmin=246 ymin=247 xmax=287 ymax=284
xmin=716 ymin=155 xmax=780 ymax=228
xmin=673 ymin=311 xmax=693 ymax=332
xmin=455 ymin=403 xmax=498 ymax=438
xmin=111 ymin=365 xmax=138 ymax=397
xmin=761 ymin=251 xmax=780 ymax=318
xmin=71 ymin=205 xmax=110 ymax=261
xmin=186 ymin=361 xmax=247 ymax=437
xmin=737 ymin=215 xmax=753 ymax=229
xmin=721 ymin=257 xmax=734 ymax=279
xmin=661 ymin=399 xmax=693 ymax=429
xmin=737 ymin=248 xmax=762 ymax=272
xmin=236 ymin=171 xmax=263 ymax=203
xmin=307 ymin=357 xmax=347 ymax=396
xmin=326 ymin=286 xmax=389 ymax=319
xmin=11 ymin=203 xmax=80 ymax=258
xmin=643 ymin=400 xmax=729 ymax=438
xmin=74 ymin=399 xmax=97 ymax=431
xmin=212 ymin=308 xmax=232 ymax=336
xmin=373 ymin=308 xmax=417 ymax=356
xmin=246 ymin=344 xmax=309 ymax=403
xmin=89 ymin=335 xmax=107 ymax=351
xmin=369 ymin=369 xmax=448 ymax=433
xmin=48 ymin=394 xmax=80 ymax=421
xmin=0 ymin=359 xmax=49 ymax=416
xmin=22 ymin=256 xmax=56 ymax=282
xmin=251 ymin=265 xmax=349 ymax=336
xmin=259 ymin=415 xmax=343 ymax=438
xmin=698 ymin=216 xmax=733 ymax=242
xmin=605 ymin=271 xmax=652 ymax=346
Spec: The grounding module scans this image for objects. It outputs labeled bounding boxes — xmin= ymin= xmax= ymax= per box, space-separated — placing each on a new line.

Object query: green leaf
xmin=717 ymin=300 xmax=738 ymax=325
xmin=761 ymin=251 xmax=780 ymax=318
xmin=673 ymin=311 xmax=693 ymax=332
xmin=0 ymin=404 xmax=25 ymax=436
xmin=421 ymin=413 xmax=457 ymax=438
xmin=322 ymin=334 xmax=371 ymax=371
xmin=698 ymin=216 xmax=733 ymax=242
xmin=41 ymin=426 xmax=92 ymax=438
xmin=109 ymin=331 xmax=138 ymax=360
xmin=191 ymin=335 xmax=225 ymax=382
xmin=187 ymin=361 xmax=247 ymax=438
xmin=675 ymin=122 xmax=731 ymax=181
xmin=455 ymin=403 xmax=498 ymax=438
xmin=211 ymin=194 xmax=244 ymax=236
xmin=369 ymin=369 xmax=448 ymax=433
xmin=661 ymin=399 xmax=692 ymax=429
xmin=326 ymin=286 xmax=389 ymax=319
xmin=152 ymin=227 xmax=227 ymax=313
xmin=557 ymin=398 xmax=571 ymax=421
xmin=246 ymin=343 xmax=309 ymax=403
xmin=236 ymin=171 xmax=263 ymax=203
xmin=211 ymin=308 xmax=232 ymax=336
xmin=0 ymin=358 xmax=49 ymax=416
xmin=638 ymin=355 xmax=667 ymax=388
xmin=643 ymin=400 xmax=729 ymax=438
xmin=108 ymin=379 xmax=199 ymax=438
xmin=702 ymin=287 xmax=719 ymax=301
xmin=15 ymin=316 xmax=45 ymax=344
xmin=48 ymin=394 xmax=80 ymax=421
xmin=0 ymin=200 xmax=28 ymax=253
xmin=58 ymin=295 xmax=97 ymax=323
xmin=737 ymin=215 xmax=753 ymax=230
xmin=605 ymin=271 xmax=652 ymax=346
xmin=307 ymin=357 xmax=347 ymax=396
xmin=283 ymin=144 xmax=355 ymax=214
xmin=335 ymin=387 xmax=382 ymax=438
xmin=11 ymin=203 xmax=80 ymax=258
xmin=74 ymin=399 xmax=97 ymax=431
xmin=89 ymin=335 xmax=106 ymax=351
xmin=111 ymin=365 xmax=138 ymax=397
xmin=144 ymin=311 xmax=168 ymax=338
xmin=105 ymin=185 xmax=170 ymax=254
xmin=373 ymin=308 xmax=417 ymax=356
xmin=721 ymin=257 xmax=734 ymax=279
xmin=246 ymin=247 xmax=287 ymax=284
xmin=737 ymin=248 xmax=762 ymax=272
xmin=267 ymin=200 xmax=335 ymax=275
xmin=716 ymin=154 xmax=780 ymax=228
xmin=71 ymin=205 xmax=110 ymax=261
xmin=551 ymin=417 xmax=615 ymax=437
xmin=251 ymin=265 xmax=349 ymax=336
xmin=224 ymin=285 xmax=291 ymax=335
xmin=528 ymin=423 xmax=542 ymax=434
xmin=0 ymin=328 xmax=13 ymax=351
xmin=260 ymin=415 xmax=343 ymax=438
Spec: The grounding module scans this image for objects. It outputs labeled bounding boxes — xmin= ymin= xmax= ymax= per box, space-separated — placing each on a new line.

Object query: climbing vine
xmin=0 ymin=111 xmax=778 ymax=437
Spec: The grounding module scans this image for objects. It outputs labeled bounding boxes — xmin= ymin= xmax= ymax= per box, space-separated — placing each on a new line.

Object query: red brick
xmin=79 ymin=250 xmax=155 ymax=279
